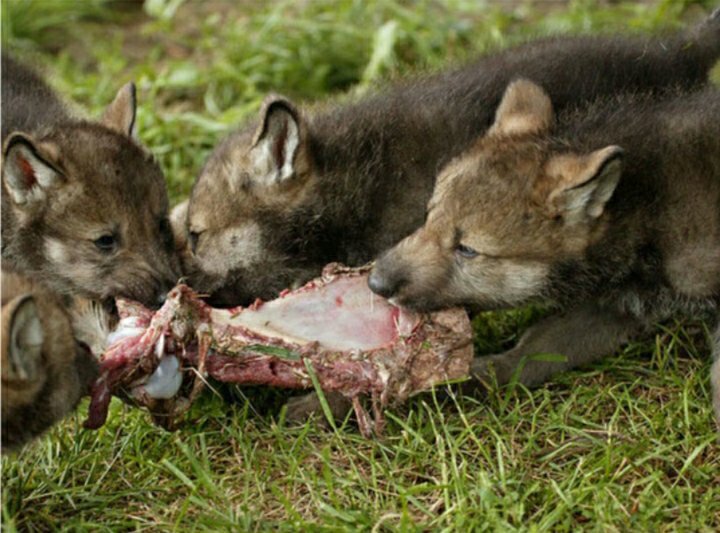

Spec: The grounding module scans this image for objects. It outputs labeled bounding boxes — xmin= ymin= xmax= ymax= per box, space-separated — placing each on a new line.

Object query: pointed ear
xmin=6 ymin=296 xmax=44 ymax=383
xmin=489 ymin=79 xmax=554 ymax=137
xmin=545 ymin=146 xmax=624 ymax=222
xmin=101 ymin=82 xmax=137 ymax=137
xmin=2 ymin=133 xmax=64 ymax=206
xmin=248 ymin=95 xmax=307 ymax=186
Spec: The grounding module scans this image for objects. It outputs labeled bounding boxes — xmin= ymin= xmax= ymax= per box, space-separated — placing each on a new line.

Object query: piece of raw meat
xmin=84 ymin=264 xmax=472 ymax=437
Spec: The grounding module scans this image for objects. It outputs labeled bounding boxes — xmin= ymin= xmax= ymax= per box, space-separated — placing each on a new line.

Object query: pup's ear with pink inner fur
xmin=2 ymin=133 xmax=64 ymax=207
xmin=248 ymin=95 xmax=310 ymax=187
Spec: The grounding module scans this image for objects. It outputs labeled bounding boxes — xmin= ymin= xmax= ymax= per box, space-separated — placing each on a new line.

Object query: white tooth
xmin=155 ymin=334 xmax=166 ymax=360
xmin=143 ymin=355 xmax=183 ymax=399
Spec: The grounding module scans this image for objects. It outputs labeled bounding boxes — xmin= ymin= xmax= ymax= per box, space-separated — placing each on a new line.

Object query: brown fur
xmin=2 ymin=272 xmax=99 ymax=452
xmin=370 ymin=80 xmax=720 ymax=423
xmin=179 ymin=17 xmax=720 ymax=307
xmin=1 ymin=55 xmax=179 ymax=307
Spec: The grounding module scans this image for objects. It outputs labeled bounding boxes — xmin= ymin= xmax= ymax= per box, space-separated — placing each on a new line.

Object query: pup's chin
xmin=392 ymin=293 xmax=503 ymax=314
xmin=185 ymin=273 xmax=256 ymax=308
xmin=204 ymin=288 xmax=254 ymax=309
xmin=204 ymin=278 xmax=285 ymax=308
xmin=390 ymin=294 xmax=451 ymax=314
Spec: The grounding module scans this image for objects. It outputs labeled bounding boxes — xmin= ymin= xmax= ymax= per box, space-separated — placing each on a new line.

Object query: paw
xmin=284 ymin=392 xmax=324 ymax=424
xmin=284 ymin=391 xmax=352 ymax=426
xmin=453 ymin=355 xmax=498 ymax=396
xmin=469 ymin=354 xmax=509 ymax=387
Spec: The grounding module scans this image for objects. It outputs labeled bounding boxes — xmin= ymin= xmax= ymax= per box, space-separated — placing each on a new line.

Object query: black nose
xmin=368 ymin=268 xmax=405 ymax=299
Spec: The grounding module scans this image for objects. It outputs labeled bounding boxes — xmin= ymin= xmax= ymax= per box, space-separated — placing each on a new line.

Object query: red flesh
xmin=85 ymin=264 xmax=472 ymax=436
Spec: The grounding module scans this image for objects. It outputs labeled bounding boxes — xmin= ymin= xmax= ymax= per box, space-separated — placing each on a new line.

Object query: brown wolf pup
xmin=1 ymin=55 xmax=179 ymax=308
xmin=369 ymin=80 xmax=720 ymax=423
xmin=1 ymin=272 xmax=101 ymax=452
xmin=179 ymin=14 xmax=720 ymax=308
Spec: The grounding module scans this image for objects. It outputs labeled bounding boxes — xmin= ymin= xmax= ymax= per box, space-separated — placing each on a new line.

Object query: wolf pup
xmin=1 ymin=272 xmax=100 ymax=452
xmin=369 ymin=80 xmax=720 ymax=423
xmin=1 ymin=55 xmax=179 ymax=307
xmin=179 ymin=13 xmax=720 ymax=307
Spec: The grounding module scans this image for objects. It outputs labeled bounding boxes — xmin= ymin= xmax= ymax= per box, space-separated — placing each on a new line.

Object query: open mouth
xmin=84 ymin=264 xmax=472 ymax=437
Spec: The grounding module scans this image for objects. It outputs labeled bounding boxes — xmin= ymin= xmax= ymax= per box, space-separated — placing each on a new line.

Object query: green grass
xmin=2 ymin=0 xmax=719 ymax=529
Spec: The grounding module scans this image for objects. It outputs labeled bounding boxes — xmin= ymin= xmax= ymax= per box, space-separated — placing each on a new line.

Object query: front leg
xmin=711 ymin=320 xmax=720 ymax=428
xmin=471 ymin=303 xmax=644 ymax=389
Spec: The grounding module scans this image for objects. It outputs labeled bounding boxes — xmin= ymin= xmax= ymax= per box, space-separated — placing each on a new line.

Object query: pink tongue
xmin=212 ymin=275 xmax=407 ymax=351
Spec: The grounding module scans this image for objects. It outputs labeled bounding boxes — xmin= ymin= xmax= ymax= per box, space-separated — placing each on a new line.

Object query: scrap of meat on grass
xmin=85 ymin=264 xmax=473 ymax=437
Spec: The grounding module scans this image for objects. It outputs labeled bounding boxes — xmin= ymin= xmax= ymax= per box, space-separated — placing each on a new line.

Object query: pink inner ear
xmin=17 ymin=154 xmax=37 ymax=189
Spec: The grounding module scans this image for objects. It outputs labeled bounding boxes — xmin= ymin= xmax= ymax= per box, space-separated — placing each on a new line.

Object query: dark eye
xmin=94 ymin=234 xmax=118 ymax=253
xmin=158 ymin=218 xmax=174 ymax=249
xmin=188 ymin=230 xmax=201 ymax=254
xmin=455 ymin=243 xmax=479 ymax=259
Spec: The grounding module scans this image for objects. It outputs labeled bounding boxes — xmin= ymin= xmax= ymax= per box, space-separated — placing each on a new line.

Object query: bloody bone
xmin=85 ymin=264 xmax=472 ymax=437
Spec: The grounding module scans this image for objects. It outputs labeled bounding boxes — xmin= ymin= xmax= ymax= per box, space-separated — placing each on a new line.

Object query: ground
xmin=2 ymin=0 xmax=719 ymax=530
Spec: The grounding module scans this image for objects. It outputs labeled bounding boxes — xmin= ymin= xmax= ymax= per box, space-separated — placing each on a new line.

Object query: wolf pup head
xmin=180 ymin=95 xmax=318 ymax=305
xmin=2 ymin=84 xmax=180 ymax=307
xmin=1 ymin=291 xmax=98 ymax=452
xmin=369 ymin=79 xmax=623 ymax=311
